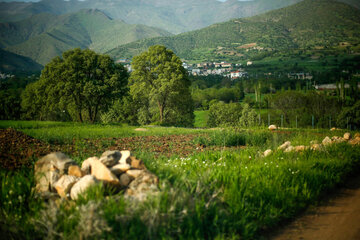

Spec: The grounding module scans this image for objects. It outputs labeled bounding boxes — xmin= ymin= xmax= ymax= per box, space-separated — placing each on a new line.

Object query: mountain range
xmin=1 ymin=0 xmax=359 ymax=71
xmin=108 ymin=0 xmax=360 ymax=62
xmin=1 ymin=0 xmax=359 ymax=34
xmin=0 ymin=9 xmax=170 ymax=65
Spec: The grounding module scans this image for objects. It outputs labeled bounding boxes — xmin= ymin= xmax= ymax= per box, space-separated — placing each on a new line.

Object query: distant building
xmin=230 ymin=70 xmax=248 ymax=79
xmin=315 ymin=83 xmax=360 ymax=91
xmin=287 ymin=72 xmax=313 ymax=80
xmin=116 ymin=59 xmax=130 ymax=64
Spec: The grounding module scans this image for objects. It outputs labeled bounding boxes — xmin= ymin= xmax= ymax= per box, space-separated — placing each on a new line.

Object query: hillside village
xmin=117 ymin=59 xmax=314 ymax=81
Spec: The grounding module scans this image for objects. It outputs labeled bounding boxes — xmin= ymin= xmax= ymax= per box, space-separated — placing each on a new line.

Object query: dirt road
xmin=271 ymin=176 xmax=360 ymax=240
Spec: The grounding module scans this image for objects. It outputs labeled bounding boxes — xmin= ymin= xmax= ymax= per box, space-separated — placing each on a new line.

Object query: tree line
xmin=0 ymin=46 xmax=195 ymax=127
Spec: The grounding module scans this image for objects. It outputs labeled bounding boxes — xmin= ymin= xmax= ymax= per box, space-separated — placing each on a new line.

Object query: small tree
xmin=22 ymin=48 xmax=128 ymax=122
xmin=129 ymin=45 xmax=194 ymax=126
xmin=239 ymin=104 xmax=258 ymax=128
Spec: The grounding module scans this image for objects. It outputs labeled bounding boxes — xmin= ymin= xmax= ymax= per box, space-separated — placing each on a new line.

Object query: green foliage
xmin=337 ymin=100 xmax=360 ymax=129
xmin=269 ymin=90 xmax=341 ymax=128
xmin=129 ymin=45 xmax=194 ymax=127
xmin=0 ymin=48 xmax=42 ymax=73
xmin=21 ymin=48 xmax=128 ymax=123
xmin=207 ymin=101 xmax=242 ymax=128
xmin=0 ymin=89 xmax=22 ymax=120
xmin=192 ymin=87 xmax=244 ymax=110
xmin=239 ymin=104 xmax=258 ymax=128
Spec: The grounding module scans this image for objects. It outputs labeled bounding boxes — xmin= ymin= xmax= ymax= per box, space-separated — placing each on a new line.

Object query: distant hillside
xmin=0 ymin=0 xmax=303 ymax=34
xmin=1 ymin=9 xmax=171 ymax=65
xmin=0 ymin=48 xmax=42 ymax=73
xmin=108 ymin=0 xmax=360 ymax=62
xmin=1 ymin=0 xmax=359 ymax=34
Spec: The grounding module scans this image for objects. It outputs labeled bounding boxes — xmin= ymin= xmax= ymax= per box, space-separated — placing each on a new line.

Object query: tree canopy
xmin=21 ymin=48 xmax=128 ymax=122
xmin=129 ymin=45 xmax=194 ymax=127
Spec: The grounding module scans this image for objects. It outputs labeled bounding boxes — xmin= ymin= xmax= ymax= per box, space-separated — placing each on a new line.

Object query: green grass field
xmin=1 ymin=121 xmax=359 ymax=239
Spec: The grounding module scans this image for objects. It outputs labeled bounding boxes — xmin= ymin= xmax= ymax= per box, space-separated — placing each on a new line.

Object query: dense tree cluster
xmin=21 ymin=48 xmax=128 ymax=122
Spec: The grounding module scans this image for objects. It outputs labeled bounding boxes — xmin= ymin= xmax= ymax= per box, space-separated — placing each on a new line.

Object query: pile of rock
xmin=263 ymin=132 xmax=360 ymax=156
xmin=34 ymin=151 xmax=158 ymax=201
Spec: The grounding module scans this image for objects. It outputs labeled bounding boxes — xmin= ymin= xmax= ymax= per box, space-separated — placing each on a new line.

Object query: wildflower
xmin=9 ymin=190 xmax=13 ymax=195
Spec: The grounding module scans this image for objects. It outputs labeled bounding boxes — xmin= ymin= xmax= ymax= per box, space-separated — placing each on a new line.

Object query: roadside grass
xmin=1 ymin=121 xmax=359 ymax=239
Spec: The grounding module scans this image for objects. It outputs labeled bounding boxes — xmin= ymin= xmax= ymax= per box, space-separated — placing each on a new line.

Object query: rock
xmin=134 ymin=128 xmax=148 ymax=132
xmin=322 ymin=136 xmax=332 ymax=146
xmin=349 ymin=137 xmax=360 ymax=146
xmin=99 ymin=150 xmax=121 ymax=167
xmin=331 ymin=136 xmax=346 ymax=144
xmin=68 ymin=165 xmax=84 ymax=178
xmin=81 ymin=158 xmax=92 ymax=175
xmin=130 ymin=156 xmax=146 ymax=169
xmin=278 ymin=141 xmax=291 ymax=151
xmin=119 ymin=150 xmax=131 ymax=165
xmin=119 ymin=173 xmax=132 ymax=187
xmin=125 ymin=171 xmax=159 ymax=201
xmin=34 ymin=155 xmax=62 ymax=193
xmin=70 ymin=175 xmax=98 ymax=200
xmin=344 ymin=132 xmax=351 ymax=140
xmin=49 ymin=168 xmax=61 ymax=192
xmin=268 ymin=125 xmax=277 ymax=131
xmin=263 ymin=149 xmax=273 ymax=157
xmin=311 ymin=143 xmax=322 ymax=151
xmin=110 ymin=163 xmax=131 ymax=175
xmin=53 ymin=175 xmax=78 ymax=198
xmin=284 ymin=146 xmax=295 ymax=153
xmin=126 ymin=169 xmax=144 ymax=179
xmin=295 ymin=145 xmax=306 ymax=152
xmin=40 ymin=152 xmax=76 ymax=175
xmin=88 ymin=157 xmax=120 ymax=186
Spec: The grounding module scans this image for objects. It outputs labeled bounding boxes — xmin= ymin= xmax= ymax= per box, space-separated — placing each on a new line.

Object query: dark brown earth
xmin=0 ymin=128 xmax=52 ymax=169
xmin=270 ymin=175 xmax=360 ymax=240
xmin=0 ymin=128 xmax=228 ymax=169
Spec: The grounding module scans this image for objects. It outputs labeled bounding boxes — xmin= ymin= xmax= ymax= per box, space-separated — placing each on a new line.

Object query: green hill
xmin=0 ymin=48 xmax=42 ymax=73
xmin=107 ymin=0 xmax=360 ymax=63
xmin=2 ymin=9 xmax=171 ymax=65
xmin=1 ymin=0 xmax=359 ymax=34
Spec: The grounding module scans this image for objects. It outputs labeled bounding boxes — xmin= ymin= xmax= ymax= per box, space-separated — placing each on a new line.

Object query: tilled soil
xmin=0 ymin=128 xmax=224 ymax=169
xmin=0 ymin=128 xmax=52 ymax=169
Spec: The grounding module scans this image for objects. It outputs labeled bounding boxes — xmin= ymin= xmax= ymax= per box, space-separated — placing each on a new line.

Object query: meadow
xmin=1 ymin=120 xmax=360 ymax=239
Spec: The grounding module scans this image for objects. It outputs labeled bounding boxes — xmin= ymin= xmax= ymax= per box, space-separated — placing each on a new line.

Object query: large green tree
xmin=21 ymin=48 xmax=128 ymax=122
xmin=129 ymin=45 xmax=194 ymax=126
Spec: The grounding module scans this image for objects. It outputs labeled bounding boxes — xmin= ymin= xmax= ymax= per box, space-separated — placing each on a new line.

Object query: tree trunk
xmin=78 ymin=111 xmax=83 ymax=123
xmin=158 ymin=101 xmax=164 ymax=123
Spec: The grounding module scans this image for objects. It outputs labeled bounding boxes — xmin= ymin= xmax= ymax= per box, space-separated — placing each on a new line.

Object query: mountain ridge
xmin=1 ymin=8 xmax=172 ymax=65
xmin=107 ymin=0 xmax=360 ymax=62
